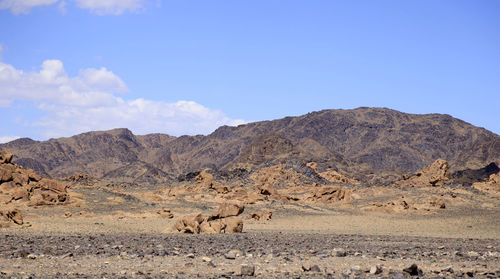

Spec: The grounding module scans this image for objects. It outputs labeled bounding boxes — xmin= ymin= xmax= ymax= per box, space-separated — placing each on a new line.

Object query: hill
xmin=1 ymin=107 xmax=499 ymax=185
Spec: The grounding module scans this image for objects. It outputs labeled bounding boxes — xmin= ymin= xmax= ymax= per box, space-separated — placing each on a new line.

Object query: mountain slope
xmin=1 ymin=107 xmax=499 ymax=185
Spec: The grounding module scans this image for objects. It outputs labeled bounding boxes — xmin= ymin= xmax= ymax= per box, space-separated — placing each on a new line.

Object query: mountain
xmin=1 ymin=107 xmax=499 ymax=185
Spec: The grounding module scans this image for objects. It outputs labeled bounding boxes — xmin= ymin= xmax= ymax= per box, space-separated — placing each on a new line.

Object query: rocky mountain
xmin=1 ymin=107 xmax=499 ymax=186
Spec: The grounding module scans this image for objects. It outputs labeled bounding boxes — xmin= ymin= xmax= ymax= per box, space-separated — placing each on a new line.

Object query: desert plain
xmin=1 ymin=108 xmax=499 ymax=278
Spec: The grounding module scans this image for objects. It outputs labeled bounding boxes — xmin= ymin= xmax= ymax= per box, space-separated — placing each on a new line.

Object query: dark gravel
xmin=1 ymin=232 xmax=499 ymax=278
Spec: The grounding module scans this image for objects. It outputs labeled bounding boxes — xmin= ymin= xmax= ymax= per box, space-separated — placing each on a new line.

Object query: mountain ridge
xmin=1 ymin=107 xmax=499 ymax=186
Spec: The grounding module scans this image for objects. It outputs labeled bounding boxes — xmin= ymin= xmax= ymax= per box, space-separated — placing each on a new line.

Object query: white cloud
xmin=57 ymin=0 xmax=67 ymax=14
xmin=0 ymin=136 xmax=20 ymax=144
xmin=73 ymin=0 xmax=145 ymax=15
xmin=0 ymin=59 xmax=128 ymax=106
xmin=0 ymin=0 xmax=148 ymax=15
xmin=0 ymin=0 xmax=58 ymax=14
xmin=0 ymin=59 xmax=246 ymax=139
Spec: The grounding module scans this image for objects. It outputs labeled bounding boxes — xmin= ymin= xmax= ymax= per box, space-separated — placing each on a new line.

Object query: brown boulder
xmin=174 ymin=212 xmax=205 ymax=233
xmin=222 ymin=216 xmax=243 ymax=233
xmin=0 ymin=150 xmax=71 ymax=207
xmin=222 ymin=188 xmax=265 ymax=204
xmin=12 ymin=172 xmax=29 ymax=186
xmin=307 ymin=162 xmax=359 ymax=184
xmin=0 ymin=208 xmax=23 ymax=227
xmin=307 ymin=186 xmax=353 ymax=203
xmin=199 ymin=219 xmax=221 ymax=233
xmin=395 ymin=159 xmax=450 ymax=187
xmin=174 ymin=203 xmax=245 ymax=234
xmin=37 ymin=178 xmax=67 ymax=193
xmin=212 ymin=202 xmax=244 ymax=218
xmin=0 ymin=150 xmax=13 ymax=164
xmin=25 ymin=169 xmax=41 ymax=182
xmin=11 ymin=187 xmax=30 ymax=201
xmin=0 ymin=164 xmax=14 ymax=182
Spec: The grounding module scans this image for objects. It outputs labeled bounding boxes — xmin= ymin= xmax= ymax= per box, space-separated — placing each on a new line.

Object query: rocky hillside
xmin=1 ymin=107 xmax=499 ymax=185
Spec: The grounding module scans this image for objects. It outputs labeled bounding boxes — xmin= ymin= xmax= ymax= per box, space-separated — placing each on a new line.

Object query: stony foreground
xmin=0 ymin=232 xmax=498 ymax=278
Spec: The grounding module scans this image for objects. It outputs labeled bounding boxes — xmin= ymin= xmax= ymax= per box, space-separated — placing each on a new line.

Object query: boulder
xmin=212 ymin=202 xmax=244 ymax=218
xmin=200 ymin=219 xmax=224 ymax=233
xmin=174 ymin=212 xmax=205 ymax=234
xmin=223 ymin=216 xmax=244 ymax=233
xmin=0 ymin=150 xmax=13 ymax=164
xmin=307 ymin=162 xmax=359 ymax=184
xmin=174 ymin=202 xmax=245 ymax=234
xmin=0 ymin=208 xmax=23 ymax=227
xmin=0 ymin=164 xmax=14 ymax=182
xmin=258 ymin=183 xmax=279 ymax=196
xmin=222 ymin=188 xmax=265 ymax=204
xmin=0 ymin=150 xmax=71 ymax=208
xmin=306 ymin=186 xmax=353 ymax=203
xmin=395 ymin=159 xmax=450 ymax=187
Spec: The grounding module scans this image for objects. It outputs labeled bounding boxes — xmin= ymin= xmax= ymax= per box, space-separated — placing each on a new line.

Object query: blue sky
xmin=0 ymin=0 xmax=499 ymax=142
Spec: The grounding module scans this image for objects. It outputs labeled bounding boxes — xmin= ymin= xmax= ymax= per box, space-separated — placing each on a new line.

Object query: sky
xmin=0 ymin=0 xmax=499 ymax=142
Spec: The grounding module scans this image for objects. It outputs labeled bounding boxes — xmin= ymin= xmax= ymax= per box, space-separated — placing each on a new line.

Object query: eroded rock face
xmin=173 ymin=203 xmax=244 ymax=234
xmin=395 ymin=159 xmax=450 ymax=187
xmin=0 ymin=149 xmax=70 ymax=207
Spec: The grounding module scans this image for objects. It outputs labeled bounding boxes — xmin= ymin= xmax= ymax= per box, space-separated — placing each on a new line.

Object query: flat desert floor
xmin=1 ymin=185 xmax=499 ymax=278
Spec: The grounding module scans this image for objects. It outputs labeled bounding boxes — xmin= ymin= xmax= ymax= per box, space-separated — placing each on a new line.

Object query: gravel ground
xmin=1 ymin=232 xmax=499 ymax=278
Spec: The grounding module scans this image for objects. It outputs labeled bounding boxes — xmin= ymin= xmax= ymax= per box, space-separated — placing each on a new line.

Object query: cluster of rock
xmin=0 ymin=150 xmax=70 ymax=207
xmin=365 ymin=195 xmax=447 ymax=213
xmin=472 ymin=172 xmax=499 ymax=195
xmin=165 ymin=164 xmax=357 ymax=206
xmin=64 ymin=173 xmax=97 ymax=186
xmin=174 ymin=203 xmax=244 ymax=234
xmin=306 ymin=162 xmax=359 ymax=184
xmin=305 ymin=186 xmax=353 ymax=203
xmin=394 ymin=159 xmax=450 ymax=187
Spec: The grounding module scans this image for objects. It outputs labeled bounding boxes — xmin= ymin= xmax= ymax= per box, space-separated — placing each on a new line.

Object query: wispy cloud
xmin=0 ymin=136 xmax=20 ymax=144
xmin=0 ymin=59 xmax=246 ymax=139
xmin=0 ymin=0 xmax=59 ymax=15
xmin=74 ymin=0 xmax=146 ymax=15
xmin=0 ymin=0 xmax=149 ymax=15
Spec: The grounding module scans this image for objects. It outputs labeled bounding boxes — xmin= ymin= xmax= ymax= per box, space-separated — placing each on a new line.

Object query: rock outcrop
xmin=394 ymin=159 xmax=450 ymax=187
xmin=306 ymin=162 xmax=359 ymax=184
xmin=0 ymin=149 xmax=70 ymax=206
xmin=472 ymin=173 xmax=500 ymax=196
xmin=305 ymin=186 xmax=354 ymax=203
xmin=174 ymin=203 xmax=244 ymax=234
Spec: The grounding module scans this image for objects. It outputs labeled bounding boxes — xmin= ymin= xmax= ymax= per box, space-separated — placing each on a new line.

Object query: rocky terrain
xmin=1 ymin=232 xmax=499 ymax=278
xmin=0 ymin=107 xmax=499 ymax=278
xmin=1 ymin=107 xmax=499 ymax=186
